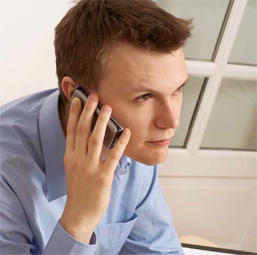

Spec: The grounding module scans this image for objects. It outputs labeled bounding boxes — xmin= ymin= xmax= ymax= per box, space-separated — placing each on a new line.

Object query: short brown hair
xmin=54 ymin=0 xmax=193 ymax=102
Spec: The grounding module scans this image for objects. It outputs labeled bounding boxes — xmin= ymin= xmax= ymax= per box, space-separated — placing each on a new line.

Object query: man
xmin=0 ymin=0 xmax=192 ymax=254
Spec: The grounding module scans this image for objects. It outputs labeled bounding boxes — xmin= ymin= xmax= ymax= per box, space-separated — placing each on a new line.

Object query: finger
xmin=75 ymin=93 xmax=99 ymax=155
xmin=104 ymin=128 xmax=131 ymax=173
xmin=87 ymin=105 xmax=112 ymax=162
xmin=65 ymin=97 xmax=82 ymax=154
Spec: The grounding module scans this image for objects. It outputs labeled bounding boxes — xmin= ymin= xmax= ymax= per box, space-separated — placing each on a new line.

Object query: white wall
xmin=0 ymin=0 xmax=72 ymax=106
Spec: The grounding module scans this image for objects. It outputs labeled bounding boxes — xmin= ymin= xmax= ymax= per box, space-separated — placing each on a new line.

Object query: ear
xmin=61 ymin=76 xmax=79 ymax=101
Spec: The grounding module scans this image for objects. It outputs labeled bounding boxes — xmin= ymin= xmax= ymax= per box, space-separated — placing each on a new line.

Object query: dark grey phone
xmin=69 ymin=87 xmax=123 ymax=149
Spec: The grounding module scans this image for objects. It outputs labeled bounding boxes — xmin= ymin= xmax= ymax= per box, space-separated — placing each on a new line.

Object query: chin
xmin=140 ymin=154 xmax=168 ymax=166
xmin=125 ymin=146 xmax=169 ymax=166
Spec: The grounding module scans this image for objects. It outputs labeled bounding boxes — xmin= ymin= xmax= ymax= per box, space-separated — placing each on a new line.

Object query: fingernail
xmin=89 ymin=94 xmax=98 ymax=101
xmin=102 ymin=105 xmax=111 ymax=112
xmin=123 ymin=128 xmax=130 ymax=136
xmin=72 ymin=97 xmax=80 ymax=104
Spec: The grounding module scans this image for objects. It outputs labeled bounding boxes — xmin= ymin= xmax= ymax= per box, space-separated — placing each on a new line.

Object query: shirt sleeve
xmin=0 ymin=203 xmax=99 ymax=255
xmin=119 ymin=165 xmax=185 ymax=255
xmin=43 ymin=221 xmax=98 ymax=254
xmin=0 ymin=177 xmax=98 ymax=255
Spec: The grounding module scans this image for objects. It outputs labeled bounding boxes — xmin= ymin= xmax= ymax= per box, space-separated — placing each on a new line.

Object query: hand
xmin=60 ymin=93 xmax=131 ymax=244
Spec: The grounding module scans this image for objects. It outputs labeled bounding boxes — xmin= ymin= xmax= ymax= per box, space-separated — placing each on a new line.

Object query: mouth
xmin=146 ymin=137 xmax=172 ymax=146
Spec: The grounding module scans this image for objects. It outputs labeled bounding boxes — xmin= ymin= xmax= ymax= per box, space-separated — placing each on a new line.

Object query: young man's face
xmin=97 ymin=41 xmax=188 ymax=165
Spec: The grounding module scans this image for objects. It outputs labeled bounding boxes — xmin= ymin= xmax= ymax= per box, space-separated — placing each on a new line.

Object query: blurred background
xmin=0 ymin=0 xmax=256 ymax=253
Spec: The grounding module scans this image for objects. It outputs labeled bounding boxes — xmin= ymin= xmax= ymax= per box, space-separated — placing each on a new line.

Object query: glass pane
xmin=170 ymin=76 xmax=205 ymax=147
xmin=201 ymin=79 xmax=257 ymax=150
xmin=156 ymin=0 xmax=230 ymax=61
xmin=229 ymin=0 xmax=257 ymax=66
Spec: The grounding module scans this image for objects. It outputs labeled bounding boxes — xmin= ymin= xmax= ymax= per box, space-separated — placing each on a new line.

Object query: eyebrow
xmin=132 ymin=74 xmax=191 ymax=94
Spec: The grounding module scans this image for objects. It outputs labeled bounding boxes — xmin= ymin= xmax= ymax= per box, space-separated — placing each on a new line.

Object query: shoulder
xmin=0 ymin=89 xmax=58 ymax=216
xmin=0 ymin=89 xmax=57 ymax=165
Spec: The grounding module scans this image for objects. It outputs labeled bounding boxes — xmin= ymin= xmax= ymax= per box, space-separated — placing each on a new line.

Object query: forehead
xmin=99 ymin=41 xmax=187 ymax=93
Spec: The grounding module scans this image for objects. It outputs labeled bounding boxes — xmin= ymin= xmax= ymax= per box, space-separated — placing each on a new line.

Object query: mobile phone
xmin=69 ymin=87 xmax=123 ymax=149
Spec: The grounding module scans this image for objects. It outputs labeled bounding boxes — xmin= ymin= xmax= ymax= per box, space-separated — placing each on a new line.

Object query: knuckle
xmin=89 ymin=136 xmax=99 ymax=147
xmin=97 ymin=113 xmax=108 ymax=123
xmin=70 ymin=157 xmax=79 ymax=169
xmin=120 ymin=133 xmax=130 ymax=145
xmin=96 ymin=174 xmax=106 ymax=185
xmin=67 ymin=123 xmax=76 ymax=134
xmin=84 ymin=101 xmax=96 ymax=112
xmin=121 ymin=139 xmax=128 ymax=147
xmin=96 ymin=172 xmax=111 ymax=186
xmin=71 ymin=102 xmax=81 ymax=113
xmin=109 ymin=153 xmax=118 ymax=162
xmin=76 ymin=125 xmax=89 ymax=135
xmin=118 ymin=138 xmax=127 ymax=146
xmin=115 ymin=137 xmax=127 ymax=148
xmin=64 ymin=153 xmax=79 ymax=169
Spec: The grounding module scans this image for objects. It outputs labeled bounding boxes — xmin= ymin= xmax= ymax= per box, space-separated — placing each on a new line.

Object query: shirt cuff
xmin=43 ymin=220 xmax=98 ymax=254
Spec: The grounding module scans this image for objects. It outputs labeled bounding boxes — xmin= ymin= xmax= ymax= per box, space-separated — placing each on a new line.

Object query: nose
xmin=154 ymin=100 xmax=181 ymax=130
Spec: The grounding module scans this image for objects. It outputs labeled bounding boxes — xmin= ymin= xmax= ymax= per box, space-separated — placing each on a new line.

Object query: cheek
xmin=113 ymin=109 xmax=151 ymax=140
xmin=124 ymin=117 xmax=147 ymax=139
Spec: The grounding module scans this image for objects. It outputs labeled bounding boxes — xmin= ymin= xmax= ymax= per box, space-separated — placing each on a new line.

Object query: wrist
xmin=60 ymin=214 xmax=96 ymax=244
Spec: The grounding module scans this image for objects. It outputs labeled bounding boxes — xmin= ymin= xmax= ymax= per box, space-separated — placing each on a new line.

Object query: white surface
xmin=183 ymin=247 xmax=237 ymax=255
xmin=229 ymin=0 xmax=257 ymax=65
xmin=157 ymin=0 xmax=230 ymax=60
xmin=0 ymin=0 xmax=72 ymax=106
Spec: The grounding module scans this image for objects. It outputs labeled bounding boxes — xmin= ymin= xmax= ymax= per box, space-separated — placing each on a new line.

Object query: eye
xmin=136 ymin=93 xmax=153 ymax=102
xmin=175 ymin=85 xmax=185 ymax=94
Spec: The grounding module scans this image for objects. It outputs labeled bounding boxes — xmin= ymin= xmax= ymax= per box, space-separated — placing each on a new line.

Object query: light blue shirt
xmin=0 ymin=89 xmax=184 ymax=254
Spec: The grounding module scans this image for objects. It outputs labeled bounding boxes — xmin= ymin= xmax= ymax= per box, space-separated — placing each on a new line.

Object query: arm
xmin=0 ymin=93 xmax=130 ymax=254
xmin=0 ymin=203 xmax=97 ymax=255
xmin=119 ymin=166 xmax=185 ymax=255
xmin=0 ymin=175 xmax=97 ymax=255
xmin=59 ymin=94 xmax=130 ymax=244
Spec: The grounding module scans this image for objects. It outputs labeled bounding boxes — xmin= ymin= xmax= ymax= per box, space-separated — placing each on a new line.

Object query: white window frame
xmin=160 ymin=0 xmax=257 ymax=178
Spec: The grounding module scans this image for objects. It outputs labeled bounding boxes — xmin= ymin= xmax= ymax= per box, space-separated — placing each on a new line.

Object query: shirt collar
xmin=39 ymin=89 xmax=132 ymax=202
xmin=116 ymin=155 xmax=132 ymax=176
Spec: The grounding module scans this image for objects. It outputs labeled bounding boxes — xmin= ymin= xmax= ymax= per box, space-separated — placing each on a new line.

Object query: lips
xmin=147 ymin=137 xmax=172 ymax=146
xmin=151 ymin=138 xmax=171 ymax=142
xmin=148 ymin=135 xmax=173 ymax=142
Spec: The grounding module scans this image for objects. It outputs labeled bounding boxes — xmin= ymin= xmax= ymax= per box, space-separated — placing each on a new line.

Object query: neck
xmin=58 ymin=96 xmax=68 ymax=137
